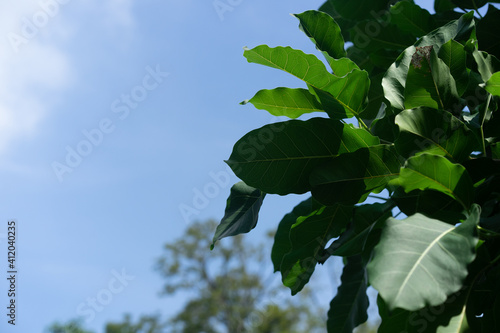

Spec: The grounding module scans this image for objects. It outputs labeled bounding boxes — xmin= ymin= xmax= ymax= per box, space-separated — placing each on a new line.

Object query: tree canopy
xmin=214 ymin=0 xmax=500 ymax=332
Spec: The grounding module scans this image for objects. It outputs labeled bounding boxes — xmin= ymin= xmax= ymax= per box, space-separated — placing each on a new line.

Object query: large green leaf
xmin=395 ymin=107 xmax=476 ymax=162
xmin=310 ymin=145 xmax=401 ymax=205
xmin=242 ymin=88 xmax=324 ymax=119
xmin=327 ymin=255 xmax=369 ymax=333
xmin=435 ymin=0 xmax=457 ymax=13
xmin=368 ymin=205 xmax=480 ymax=311
xmin=226 ymin=118 xmax=379 ymax=195
xmin=471 ymin=49 xmax=500 ymax=82
xmin=383 ymin=12 xmax=475 ymax=111
xmin=271 ymin=197 xmax=314 ymax=272
xmin=438 ymin=39 xmax=469 ymax=96
xmin=485 ymin=72 xmax=500 ymax=96
xmin=404 ymin=46 xmax=461 ymax=110
xmin=390 ymin=1 xmax=436 ymax=38
xmin=392 ymin=154 xmax=474 ymax=209
xmin=211 ymin=182 xmax=265 ymax=249
xmin=281 ymin=204 xmax=353 ymax=294
xmin=243 ymin=45 xmax=370 ymax=117
xmin=450 ymin=0 xmax=487 ymax=9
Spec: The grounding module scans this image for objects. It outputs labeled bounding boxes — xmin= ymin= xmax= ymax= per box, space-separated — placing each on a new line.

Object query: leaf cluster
xmin=215 ymin=0 xmax=500 ymax=332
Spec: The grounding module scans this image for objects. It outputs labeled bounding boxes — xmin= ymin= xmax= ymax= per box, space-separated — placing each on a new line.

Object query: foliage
xmin=215 ymin=0 xmax=500 ymax=332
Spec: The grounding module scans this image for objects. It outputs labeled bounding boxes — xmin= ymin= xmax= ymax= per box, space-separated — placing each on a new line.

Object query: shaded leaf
xmin=476 ymin=5 xmax=500 ymax=60
xmin=226 ymin=118 xmax=379 ymax=195
xmin=271 ymin=197 xmax=315 ymax=272
xmin=438 ymin=39 xmax=469 ymax=96
xmin=368 ymin=205 xmax=480 ymax=311
xmin=350 ymin=22 xmax=415 ymax=52
xmin=281 ymin=204 xmax=353 ymax=294
xmin=327 ymin=255 xmax=369 ymax=333
xmin=390 ymin=1 xmax=436 ymax=38
xmin=310 ymin=145 xmax=401 ymax=205
xmin=211 ymin=182 xmax=265 ymax=249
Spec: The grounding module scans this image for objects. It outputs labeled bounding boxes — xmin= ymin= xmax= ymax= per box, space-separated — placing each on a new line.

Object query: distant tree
xmin=155 ymin=219 xmax=325 ymax=333
xmin=105 ymin=314 xmax=167 ymax=333
xmin=45 ymin=319 xmax=94 ymax=333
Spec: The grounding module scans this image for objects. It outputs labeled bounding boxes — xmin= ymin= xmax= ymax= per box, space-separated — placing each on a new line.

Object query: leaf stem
xmin=480 ymin=94 xmax=492 ymax=156
xmin=357 ymin=117 xmax=369 ymax=131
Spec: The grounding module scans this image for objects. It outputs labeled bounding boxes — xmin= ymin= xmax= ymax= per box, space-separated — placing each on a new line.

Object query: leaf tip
xmin=240 ymin=99 xmax=249 ymax=105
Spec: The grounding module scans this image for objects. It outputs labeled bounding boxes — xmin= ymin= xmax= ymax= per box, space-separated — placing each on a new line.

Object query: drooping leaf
xmin=404 ymin=46 xmax=461 ymax=111
xmin=368 ymin=205 xmax=480 ymax=311
xmin=211 ymin=182 xmax=265 ymax=249
xmin=243 ymin=45 xmax=370 ymax=117
xmin=392 ymin=153 xmax=474 ymax=209
xmin=281 ymin=204 xmax=353 ymax=294
xmin=226 ymin=118 xmax=379 ymax=195
xmin=327 ymin=255 xmax=369 ymax=333
xmin=310 ymin=145 xmax=401 ymax=205
xmin=242 ymin=88 xmax=324 ymax=119
xmin=394 ymin=107 xmax=476 ymax=162
xmin=271 ymin=197 xmax=315 ymax=272
xmin=471 ymin=49 xmax=500 ymax=82
xmin=383 ymin=12 xmax=475 ymax=111
xmin=485 ymin=72 xmax=500 ymax=96
xmin=390 ymin=1 xmax=436 ymax=38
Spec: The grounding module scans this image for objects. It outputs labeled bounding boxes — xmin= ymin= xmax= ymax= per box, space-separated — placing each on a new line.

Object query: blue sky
xmin=0 ymin=0 xmax=443 ymax=332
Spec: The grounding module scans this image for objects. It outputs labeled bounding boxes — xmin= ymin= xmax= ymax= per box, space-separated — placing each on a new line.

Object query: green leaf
xmin=294 ymin=10 xmax=352 ymax=70
xmin=327 ymin=0 xmax=390 ymax=21
xmin=471 ymin=49 xmax=500 ymax=82
xmin=243 ymin=45 xmax=370 ymax=117
xmin=310 ymin=145 xmax=401 ymax=205
xmin=368 ymin=205 xmax=480 ymax=311
xmin=395 ymin=107 xmax=476 ymax=162
xmin=404 ymin=46 xmax=461 ymax=111
xmin=211 ymin=182 xmax=265 ymax=249
xmin=271 ymin=197 xmax=314 ymax=272
xmin=328 ymin=201 xmax=393 ymax=257
xmin=485 ymin=72 xmax=500 ymax=96
xmin=242 ymin=88 xmax=324 ymax=119
xmin=476 ymin=5 xmax=500 ymax=60
xmin=435 ymin=0 xmax=457 ymax=12
xmin=390 ymin=1 xmax=436 ymax=38
xmin=226 ymin=118 xmax=379 ymax=195
xmin=451 ymin=0 xmax=487 ymax=10
xmin=383 ymin=12 xmax=475 ymax=111
xmin=281 ymin=204 xmax=353 ymax=294
xmin=392 ymin=154 xmax=474 ymax=209
xmin=327 ymin=255 xmax=369 ymax=333
xmin=438 ymin=39 xmax=469 ymax=96
xmin=350 ymin=22 xmax=415 ymax=52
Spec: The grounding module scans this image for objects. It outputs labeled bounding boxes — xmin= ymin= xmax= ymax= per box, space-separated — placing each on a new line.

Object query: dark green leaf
xmin=350 ymin=22 xmax=415 ymax=52
xmin=471 ymin=49 xmax=500 ymax=82
xmin=395 ymin=107 xmax=476 ymax=162
xmin=281 ymin=204 xmax=353 ymax=294
xmin=211 ymin=182 xmax=265 ymax=249
xmin=435 ymin=0 xmax=457 ymax=12
xmin=392 ymin=153 xmax=474 ymax=209
xmin=476 ymin=5 xmax=500 ymax=60
xmin=368 ymin=205 xmax=480 ymax=311
xmin=271 ymin=197 xmax=315 ymax=272
xmin=310 ymin=145 xmax=401 ymax=205
xmin=390 ymin=1 xmax=436 ymax=38
xmin=242 ymin=88 xmax=324 ymax=119
xmin=328 ymin=0 xmax=390 ymax=21
xmin=327 ymin=255 xmax=369 ymax=333
xmin=226 ymin=118 xmax=379 ymax=195
xmin=450 ymin=0 xmax=487 ymax=10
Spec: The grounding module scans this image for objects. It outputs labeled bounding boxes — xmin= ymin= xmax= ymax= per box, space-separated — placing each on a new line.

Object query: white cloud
xmin=0 ymin=0 xmax=136 ymax=154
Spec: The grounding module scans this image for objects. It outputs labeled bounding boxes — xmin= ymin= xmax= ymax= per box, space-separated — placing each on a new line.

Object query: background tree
xmin=214 ymin=0 xmax=500 ymax=332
